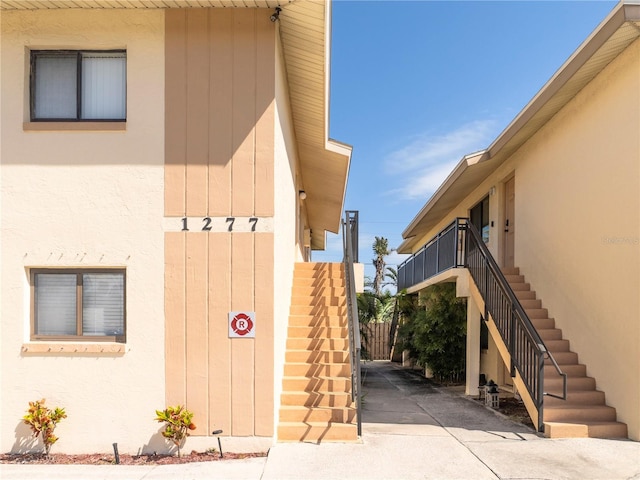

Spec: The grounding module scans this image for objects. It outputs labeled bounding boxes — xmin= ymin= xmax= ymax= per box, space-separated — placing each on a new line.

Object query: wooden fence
xmin=362 ymin=322 xmax=391 ymax=361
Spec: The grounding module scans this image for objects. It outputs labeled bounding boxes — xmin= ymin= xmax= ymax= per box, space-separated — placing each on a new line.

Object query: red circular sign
xmin=231 ymin=313 xmax=254 ymax=336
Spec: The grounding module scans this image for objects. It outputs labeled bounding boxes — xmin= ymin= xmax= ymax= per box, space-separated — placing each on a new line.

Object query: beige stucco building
xmin=1 ymin=0 xmax=358 ymax=454
xmin=398 ymin=2 xmax=639 ymax=441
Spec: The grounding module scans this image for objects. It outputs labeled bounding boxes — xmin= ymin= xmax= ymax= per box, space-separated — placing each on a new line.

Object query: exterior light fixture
xmin=270 ymin=7 xmax=282 ymax=22
xmin=212 ymin=429 xmax=223 ymax=458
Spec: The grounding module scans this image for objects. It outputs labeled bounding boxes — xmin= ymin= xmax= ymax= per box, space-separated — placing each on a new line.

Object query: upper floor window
xmin=30 ymin=50 xmax=126 ymax=121
xmin=31 ymin=269 xmax=126 ymax=342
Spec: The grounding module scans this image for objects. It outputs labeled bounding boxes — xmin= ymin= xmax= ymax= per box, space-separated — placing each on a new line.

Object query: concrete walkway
xmin=2 ymin=361 xmax=639 ymax=479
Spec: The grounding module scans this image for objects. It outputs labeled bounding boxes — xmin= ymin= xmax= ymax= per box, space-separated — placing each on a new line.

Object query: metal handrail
xmin=464 ymin=221 xmax=567 ymax=431
xmin=342 ymin=211 xmax=362 ymax=436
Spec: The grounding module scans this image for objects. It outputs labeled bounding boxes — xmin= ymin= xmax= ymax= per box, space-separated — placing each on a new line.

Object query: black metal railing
xmin=397 ymin=218 xmax=466 ymax=291
xmin=342 ymin=210 xmax=362 ymax=436
xmin=465 ymin=221 xmax=566 ymax=431
xmin=397 ymin=218 xmax=566 ymax=432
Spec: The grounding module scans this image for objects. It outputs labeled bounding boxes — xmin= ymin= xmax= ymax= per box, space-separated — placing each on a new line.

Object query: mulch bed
xmin=0 ymin=450 xmax=267 ymax=465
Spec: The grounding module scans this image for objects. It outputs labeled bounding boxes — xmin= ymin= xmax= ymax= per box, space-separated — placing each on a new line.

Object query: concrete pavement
xmin=2 ymin=361 xmax=639 ymax=479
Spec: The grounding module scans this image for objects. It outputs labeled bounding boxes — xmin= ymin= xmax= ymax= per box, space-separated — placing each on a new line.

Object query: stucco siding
xmin=272 ymin=28 xmax=300 ymax=437
xmin=514 ymin=37 xmax=640 ymax=440
xmin=1 ymin=9 xmax=165 ymax=453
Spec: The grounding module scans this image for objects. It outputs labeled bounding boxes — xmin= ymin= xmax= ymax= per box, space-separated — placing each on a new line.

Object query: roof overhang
xmin=399 ymin=1 xmax=640 ymax=254
xmin=1 ymin=0 xmax=353 ymax=251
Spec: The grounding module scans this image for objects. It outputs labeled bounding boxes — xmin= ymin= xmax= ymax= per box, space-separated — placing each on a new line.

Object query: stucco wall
xmin=273 ymin=28 xmax=299 ymax=437
xmin=1 ymin=9 xmax=165 ymax=453
xmin=514 ymin=38 xmax=640 ymax=440
xmin=406 ymin=38 xmax=640 ymax=440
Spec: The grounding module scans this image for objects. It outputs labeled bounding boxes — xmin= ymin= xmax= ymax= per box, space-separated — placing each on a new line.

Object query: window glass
xmin=82 ymin=273 xmax=124 ymax=336
xmin=32 ymin=270 xmax=125 ymax=341
xmin=31 ymin=50 xmax=126 ymax=121
xmin=35 ymin=273 xmax=77 ymax=335
xmin=34 ymin=54 xmax=77 ymax=119
xmin=81 ymin=52 xmax=126 ymax=120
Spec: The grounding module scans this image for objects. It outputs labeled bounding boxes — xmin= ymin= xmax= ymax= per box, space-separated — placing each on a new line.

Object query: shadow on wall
xmin=11 ymin=422 xmax=41 ymax=454
xmin=140 ymin=428 xmax=175 ymax=456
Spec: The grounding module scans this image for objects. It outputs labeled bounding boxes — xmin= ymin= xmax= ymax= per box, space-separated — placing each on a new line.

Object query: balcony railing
xmin=397 ymin=218 xmax=466 ymax=291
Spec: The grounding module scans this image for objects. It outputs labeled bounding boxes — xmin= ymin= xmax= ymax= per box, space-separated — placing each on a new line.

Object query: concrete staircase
xmin=503 ymin=267 xmax=627 ymax=439
xmin=277 ymin=262 xmax=358 ymax=442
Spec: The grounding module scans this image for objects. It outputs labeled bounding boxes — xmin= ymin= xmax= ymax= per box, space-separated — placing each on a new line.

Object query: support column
xmin=465 ymin=295 xmax=481 ymax=396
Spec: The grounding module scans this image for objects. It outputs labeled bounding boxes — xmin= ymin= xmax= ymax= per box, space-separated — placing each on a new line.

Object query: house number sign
xmin=163 ymin=216 xmax=274 ymax=233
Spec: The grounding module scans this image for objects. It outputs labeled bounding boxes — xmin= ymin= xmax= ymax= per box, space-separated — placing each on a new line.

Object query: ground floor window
xmin=31 ymin=269 xmax=125 ymax=342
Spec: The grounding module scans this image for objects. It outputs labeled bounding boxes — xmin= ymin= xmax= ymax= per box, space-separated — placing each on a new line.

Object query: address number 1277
xmin=181 ymin=217 xmax=259 ymax=232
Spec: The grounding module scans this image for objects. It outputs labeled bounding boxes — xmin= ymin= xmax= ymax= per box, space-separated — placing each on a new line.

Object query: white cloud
xmin=384 ymin=120 xmax=498 ymax=201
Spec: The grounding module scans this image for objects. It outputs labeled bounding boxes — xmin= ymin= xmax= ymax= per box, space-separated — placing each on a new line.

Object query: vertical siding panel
xmin=254 ymin=232 xmax=274 ymax=435
xmin=208 ymin=233 xmax=232 ymax=434
xmin=254 ymin=14 xmax=275 ymax=217
xmin=185 ymin=10 xmax=209 ymax=217
xmin=231 ymin=233 xmax=255 ymax=435
xmin=165 ymin=232 xmax=186 ymax=406
xmin=231 ymin=9 xmax=256 ymax=217
xmin=165 ymin=10 xmax=186 ymax=216
xmin=209 ymin=9 xmax=233 ymax=217
xmin=185 ymin=233 xmax=209 ymax=435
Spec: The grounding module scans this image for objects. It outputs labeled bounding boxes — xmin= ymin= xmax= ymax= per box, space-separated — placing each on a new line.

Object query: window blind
xmin=35 ymin=274 xmax=77 ymax=335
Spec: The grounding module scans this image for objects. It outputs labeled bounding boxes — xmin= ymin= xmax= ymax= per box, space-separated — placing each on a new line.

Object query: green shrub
xmin=23 ymin=399 xmax=67 ymax=456
xmin=154 ymin=405 xmax=195 ymax=457
xmin=397 ymin=283 xmax=467 ymax=382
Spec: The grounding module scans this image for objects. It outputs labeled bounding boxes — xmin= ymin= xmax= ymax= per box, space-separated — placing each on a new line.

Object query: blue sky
xmin=313 ymin=0 xmax=617 ymax=286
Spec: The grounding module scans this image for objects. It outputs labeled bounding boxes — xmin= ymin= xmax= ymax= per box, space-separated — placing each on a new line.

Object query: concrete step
xmin=544 ymin=404 xmax=617 ymax=422
xmin=285 ymin=350 xmax=350 ymax=364
xmin=545 ymin=339 xmax=570 ymax=352
xmin=282 ymin=376 xmax=352 ymax=393
xmin=524 ymin=308 xmax=549 ymax=319
xmin=544 ymin=363 xmax=587 ymax=377
xmin=504 ymin=274 xmax=525 ymax=283
xmin=286 ymin=338 xmax=350 ymax=350
xmin=509 ymin=282 xmax=531 ymax=291
xmin=518 ymin=298 xmax=542 ymax=309
xmin=277 ymin=422 xmax=358 ymax=442
xmin=292 ymin=278 xmax=345 ymax=288
xmin=545 ymin=351 xmax=578 ymax=365
xmin=544 ymin=421 xmax=628 ymax=439
xmin=501 ymin=267 xmax=520 ymax=275
xmin=288 ymin=315 xmax=348 ymax=328
xmin=281 ymin=391 xmax=354 ymax=408
xmin=531 ymin=317 xmax=556 ymax=329
xmin=290 ymin=305 xmax=347 ymax=316
xmin=279 ymin=405 xmax=356 ymax=423
xmin=544 ymin=390 xmax=606 ymax=406
xmin=514 ymin=290 xmax=537 ymax=300
xmin=287 ymin=326 xmax=349 ymax=339
xmin=284 ymin=362 xmax=351 ymax=377
xmin=537 ymin=328 xmax=563 ymax=341
xmin=292 ymin=285 xmax=346 ymax=297
xmin=545 ymin=375 xmax=596 ymax=391
xmin=290 ymin=295 xmax=346 ymax=307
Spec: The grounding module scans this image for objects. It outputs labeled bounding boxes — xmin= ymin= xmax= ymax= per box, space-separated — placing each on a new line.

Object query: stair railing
xmin=464 ymin=220 xmax=567 ymax=431
xmin=396 ymin=218 xmax=567 ymax=432
xmin=342 ymin=210 xmax=362 ymax=436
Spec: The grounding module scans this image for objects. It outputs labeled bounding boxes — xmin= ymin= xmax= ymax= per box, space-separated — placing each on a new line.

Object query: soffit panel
xmin=1 ymin=0 xmax=289 ymax=8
